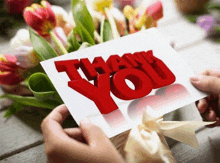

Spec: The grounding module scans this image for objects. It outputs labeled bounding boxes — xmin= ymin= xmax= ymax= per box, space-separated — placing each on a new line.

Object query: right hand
xmin=190 ymin=69 xmax=220 ymax=126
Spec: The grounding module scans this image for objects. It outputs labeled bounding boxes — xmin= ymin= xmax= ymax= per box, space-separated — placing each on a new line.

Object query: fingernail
xmin=190 ymin=75 xmax=203 ymax=83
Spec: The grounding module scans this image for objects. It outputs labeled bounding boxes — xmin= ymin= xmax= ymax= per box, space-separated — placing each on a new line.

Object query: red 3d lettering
xmin=54 ymin=50 xmax=176 ymax=114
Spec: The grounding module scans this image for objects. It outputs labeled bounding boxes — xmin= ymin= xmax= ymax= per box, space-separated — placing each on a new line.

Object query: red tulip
xmin=23 ymin=1 xmax=56 ymax=36
xmin=0 ymin=55 xmax=24 ymax=85
xmin=4 ymin=0 xmax=32 ymax=14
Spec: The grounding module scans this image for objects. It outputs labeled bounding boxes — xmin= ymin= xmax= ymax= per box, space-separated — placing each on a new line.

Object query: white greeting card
xmin=41 ymin=28 xmax=206 ymax=137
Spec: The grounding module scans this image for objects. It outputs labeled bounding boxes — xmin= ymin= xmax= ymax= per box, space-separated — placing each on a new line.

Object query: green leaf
xmin=71 ymin=0 xmax=95 ymax=38
xmin=124 ymin=29 xmax=129 ymax=36
xmin=208 ymin=3 xmax=220 ymax=10
xmin=79 ymin=42 xmax=91 ymax=49
xmin=74 ymin=21 xmax=95 ymax=45
xmin=216 ymin=27 xmax=220 ymax=32
xmin=216 ymin=38 xmax=220 ymax=43
xmin=67 ymin=31 xmax=81 ymax=52
xmin=29 ymin=28 xmax=58 ymax=61
xmin=0 ymin=94 xmax=60 ymax=109
xmin=186 ymin=15 xmax=197 ymax=23
xmin=3 ymin=102 xmax=23 ymax=117
xmin=28 ymin=73 xmax=63 ymax=103
xmin=100 ymin=19 xmax=113 ymax=42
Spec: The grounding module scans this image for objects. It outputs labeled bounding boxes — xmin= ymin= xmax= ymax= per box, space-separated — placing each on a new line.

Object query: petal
xmin=51 ymin=5 xmax=69 ymax=22
xmin=197 ymin=15 xmax=215 ymax=32
xmin=0 ymin=62 xmax=16 ymax=72
xmin=32 ymin=4 xmax=48 ymax=20
xmin=94 ymin=0 xmax=113 ymax=13
xmin=23 ymin=10 xmax=44 ymax=32
xmin=42 ymin=1 xmax=56 ymax=27
xmin=111 ymin=7 xmax=127 ymax=35
xmin=0 ymin=72 xmax=21 ymax=85
xmin=10 ymin=29 xmax=31 ymax=49
xmin=4 ymin=55 xmax=17 ymax=63
xmin=52 ymin=5 xmax=69 ymax=28
xmin=146 ymin=1 xmax=163 ymax=21
xmin=15 ymin=46 xmax=39 ymax=68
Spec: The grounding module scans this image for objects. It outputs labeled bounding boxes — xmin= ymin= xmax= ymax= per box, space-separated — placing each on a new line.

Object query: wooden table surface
xmin=0 ymin=0 xmax=220 ymax=162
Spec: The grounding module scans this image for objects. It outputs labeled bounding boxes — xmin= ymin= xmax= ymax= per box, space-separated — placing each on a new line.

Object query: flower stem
xmin=104 ymin=7 xmax=120 ymax=39
xmin=49 ymin=29 xmax=68 ymax=54
xmin=94 ymin=30 xmax=101 ymax=43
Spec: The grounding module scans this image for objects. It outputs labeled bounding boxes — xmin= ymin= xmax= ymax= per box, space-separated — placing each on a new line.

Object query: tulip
xmin=93 ymin=0 xmax=120 ymax=39
xmin=14 ymin=46 xmax=39 ymax=68
xmin=24 ymin=1 xmax=68 ymax=54
xmin=123 ymin=1 xmax=163 ymax=33
xmin=10 ymin=27 xmax=67 ymax=67
xmin=4 ymin=0 xmax=31 ymax=14
xmin=197 ymin=15 xmax=220 ymax=36
xmin=51 ymin=5 xmax=74 ymax=36
xmin=23 ymin=1 xmax=56 ymax=37
xmin=93 ymin=0 xmax=113 ymax=13
xmin=111 ymin=7 xmax=127 ymax=36
xmin=10 ymin=29 xmax=31 ymax=50
xmin=116 ymin=0 xmax=135 ymax=9
xmin=0 ymin=55 xmax=25 ymax=85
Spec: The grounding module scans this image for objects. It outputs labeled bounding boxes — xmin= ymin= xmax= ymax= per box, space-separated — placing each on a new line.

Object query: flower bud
xmin=23 ymin=1 xmax=56 ymax=36
xmin=0 ymin=54 xmax=25 ymax=85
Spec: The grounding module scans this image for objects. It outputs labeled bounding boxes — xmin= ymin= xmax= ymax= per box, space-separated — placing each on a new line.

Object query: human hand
xmin=41 ymin=104 xmax=125 ymax=163
xmin=190 ymin=69 xmax=220 ymax=126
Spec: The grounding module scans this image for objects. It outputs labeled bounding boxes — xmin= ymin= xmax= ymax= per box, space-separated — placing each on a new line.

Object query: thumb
xmin=80 ymin=118 xmax=111 ymax=147
xmin=190 ymin=75 xmax=220 ymax=94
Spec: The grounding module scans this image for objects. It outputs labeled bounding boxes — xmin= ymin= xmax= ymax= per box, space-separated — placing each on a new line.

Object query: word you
xmin=54 ymin=50 xmax=176 ymax=114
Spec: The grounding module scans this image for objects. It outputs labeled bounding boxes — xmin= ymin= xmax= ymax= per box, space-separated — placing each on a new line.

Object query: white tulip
xmin=14 ymin=46 xmax=39 ymax=68
xmin=52 ymin=5 xmax=69 ymax=21
xmin=111 ymin=7 xmax=127 ymax=35
xmin=10 ymin=29 xmax=31 ymax=50
xmin=68 ymin=10 xmax=76 ymax=27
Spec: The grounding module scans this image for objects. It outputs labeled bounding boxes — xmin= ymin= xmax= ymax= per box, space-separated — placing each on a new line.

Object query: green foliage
xmin=100 ymin=19 xmax=113 ymax=42
xmin=3 ymin=102 xmax=23 ymax=117
xmin=0 ymin=94 xmax=60 ymax=110
xmin=67 ymin=0 xmax=96 ymax=52
xmin=207 ymin=3 xmax=220 ymax=10
xmin=29 ymin=28 xmax=58 ymax=61
xmin=67 ymin=31 xmax=81 ymax=52
xmin=186 ymin=15 xmax=198 ymax=23
xmin=28 ymin=73 xmax=63 ymax=103
xmin=74 ymin=21 xmax=95 ymax=45
xmin=71 ymin=0 xmax=95 ymax=39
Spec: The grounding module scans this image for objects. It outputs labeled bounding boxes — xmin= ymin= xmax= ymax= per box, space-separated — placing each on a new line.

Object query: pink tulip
xmin=0 ymin=55 xmax=25 ymax=85
xmin=23 ymin=1 xmax=56 ymax=37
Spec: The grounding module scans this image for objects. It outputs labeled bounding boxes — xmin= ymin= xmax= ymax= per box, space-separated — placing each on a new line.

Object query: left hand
xmin=41 ymin=104 xmax=125 ymax=163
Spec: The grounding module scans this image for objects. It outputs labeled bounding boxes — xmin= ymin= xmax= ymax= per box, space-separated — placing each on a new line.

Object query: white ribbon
xmin=124 ymin=106 xmax=215 ymax=163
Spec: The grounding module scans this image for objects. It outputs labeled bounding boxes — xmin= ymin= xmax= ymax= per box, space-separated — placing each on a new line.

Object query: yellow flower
xmin=93 ymin=0 xmax=113 ymax=13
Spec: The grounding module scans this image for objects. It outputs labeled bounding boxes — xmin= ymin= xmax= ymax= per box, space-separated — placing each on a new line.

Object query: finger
xmin=204 ymin=109 xmax=216 ymax=121
xmin=197 ymin=98 xmax=208 ymax=114
xmin=80 ymin=118 xmax=113 ymax=148
xmin=64 ymin=128 xmax=86 ymax=143
xmin=41 ymin=104 xmax=70 ymax=142
xmin=201 ymin=69 xmax=220 ymax=77
xmin=64 ymin=128 xmax=81 ymax=138
xmin=190 ymin=75 xmax=220 ymax=94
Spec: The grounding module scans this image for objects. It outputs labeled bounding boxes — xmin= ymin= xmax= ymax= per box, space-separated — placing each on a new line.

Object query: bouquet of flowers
xmin=0 ymin=0 xmax=163 ymax=117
